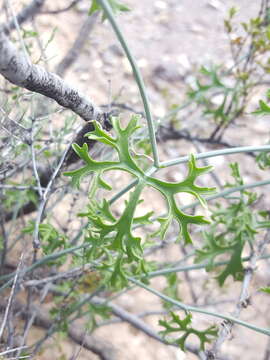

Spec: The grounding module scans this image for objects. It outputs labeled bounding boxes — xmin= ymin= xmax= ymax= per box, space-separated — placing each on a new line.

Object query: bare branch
xmin=32 ymin=136 xmax=74 ymax=248
xmin=0 ymin=31 xmax=102 ymax=121
xmin=0 ymin=299 xmax=116 ymax=360
xmin=30 ymin=119 xmax=43 ymax=198
xmin=56 ymin=12 xmax=99 ymax=77
xmin=41 ymin=0 xmax=83 ymax=15
xmin=91 ymin=296 xmax=205 ymax=358
xmin=0 ymin=253 xmax=24 ymax=342
xmin=0 ymin=109 xmax=31 ymax=144
xmin=1 ymin=0 xmax=47 ymax=35
xmin=157 ymin=124 xmax=255 ymax=157
xmin=0 ymin=346 xmax=28 ymax=357
xmin=2 ymin=118 xmax=112 ymax=223
xmin=24 ymin=266 xmax=86 ymax=287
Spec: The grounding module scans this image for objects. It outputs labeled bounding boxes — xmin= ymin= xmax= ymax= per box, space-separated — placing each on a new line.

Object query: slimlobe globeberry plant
xmin=62 ymin=0 xmax=270 ymax=354
xmin=1 ymin=0 xmax=270 ymax=359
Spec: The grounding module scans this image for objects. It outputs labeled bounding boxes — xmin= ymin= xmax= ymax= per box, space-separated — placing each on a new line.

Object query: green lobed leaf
xmin=63 ymin=142 xmax=119 ymax=188
xmin=195 ymin=163 xmax=265 ymax=285
xmin=148 ymin=155 xmax=215 ymax=243
xmin=195 ymin=231 xmax=245 ymax=286
xmin=159 ymin=312 xmax=218 ymax=351
xmin=260 ymin=287 xmax=270 ymax=294
xmin=216 ymin=234 xmax=245 ymax=286
xmin=256 ymin=150 xmax=270 ymax=170
xmin=23 ymin=222 xmax=68 ymax=265
xmin=252 ymin=100 xmax=270 ymax=115
xmin=89 ymin=0 xmax=130 ymax=20
xmin=65 ymin=116 xmax=215 ymax=284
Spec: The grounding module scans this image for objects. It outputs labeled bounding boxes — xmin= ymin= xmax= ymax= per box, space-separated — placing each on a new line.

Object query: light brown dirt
xmin=3 ymin=1 xmax=270 ymax=359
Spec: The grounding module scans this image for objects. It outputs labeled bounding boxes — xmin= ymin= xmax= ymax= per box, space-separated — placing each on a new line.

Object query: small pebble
xmin=154 ymin=1 xmax=168 ymax=10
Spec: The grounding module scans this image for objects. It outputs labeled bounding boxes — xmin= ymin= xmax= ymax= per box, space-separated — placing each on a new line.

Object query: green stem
xmin=160 ymin=144 xmax=270 ymax=168
xmin=109 ymin=166 xmax=156 ymax=204
xmin=181 ymin=178 xmax=270 ymax=212
xmin=108 ymin=145 xmax=270 ymax=207
xmin=97 ymin=0 xmax=160 ymax=167
xmin=128 ymin=277 xmax=270 ymax=337
xmin=0 ymin=243 xmax=88 ymax=292
xmin=148 ymin=253 xmax=270 ymax=278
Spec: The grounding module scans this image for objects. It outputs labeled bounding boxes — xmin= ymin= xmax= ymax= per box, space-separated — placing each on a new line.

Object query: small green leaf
xmin=110 ymin=256 xmax=128 ymax=287
xmin=22 ymin=29 xmax=38 ymax=38
xmin=229 ymin=6 xmax=237 ymax=18
xmin=151 ymin=216 xmax=172 ymax=241
xmin=63 ymin=142 xmax=118 ymax=188
xmin=159 ymin=312 xmax=218 ymax=351
xmin=252 ymin=100 xmax=270 ymax=115
xmin=195 ymin=164 xmax=261 ymax=285
xmin=89 ymin=0 xmax=130 ymax=19
xmin=195 ymin=232 xmax=245 ymax=285
xmin=256 ymin=150 xmax=270 ymax=170
xmin=133 ymin=211 xmax=154 ymax=225
xmin=260 ymin=287 xmax=270 ymax=294
xmin=23 ymin=222 xmax=68 ymax=265
xmin=216 ymin=235 xmax=244 ymax=286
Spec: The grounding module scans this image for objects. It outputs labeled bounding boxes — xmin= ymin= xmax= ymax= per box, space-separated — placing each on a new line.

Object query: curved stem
xmin=96 ymin=0 xmax=160 ymax=167
xmin=160 ymin=144 xmax=270 ymax=168
xmin=181 ymin=178 xmax=270 ymax=211
xmin=148 ymin=253 xmax=270 ymax=277
xmin=129 ymin=277 xmax=270 ymax=337
xmin=109 ymin=166 xmax=156 ymax=204
xmin=0 ymin=243 xmax=88 ymax=292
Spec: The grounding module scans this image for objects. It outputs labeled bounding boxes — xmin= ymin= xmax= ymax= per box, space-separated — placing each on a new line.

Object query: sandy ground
xmin=3 ymin=0 xmax=270 ymax=359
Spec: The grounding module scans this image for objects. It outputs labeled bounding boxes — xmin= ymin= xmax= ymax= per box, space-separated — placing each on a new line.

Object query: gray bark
xmin=1 ymin=0 xmax=46 ymax=35
xmin=0 ymin=31 xmax=102 ymax=121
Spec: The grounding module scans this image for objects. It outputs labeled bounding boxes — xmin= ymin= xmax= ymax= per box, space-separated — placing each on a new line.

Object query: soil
xmin=3 ymin=0 xmax=270 ymax=359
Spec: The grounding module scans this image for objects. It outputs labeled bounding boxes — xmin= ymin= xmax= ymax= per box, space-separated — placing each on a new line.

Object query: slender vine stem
xmin=96 ymin=0 xmax=160 ymax=167
xmin=0 ymin=243 xmax=88 ymax=291
xmin=160 ymin=144 xmax=270 ymax=168
xmin=148 ymin=253 xmax=270 ymax=278
xmin=128 ymin=277 xmax=270 ymax=337
xmin=109 ymin=166 xmax=156 ymax=204
xmin=182 ymin=178 xmax=270 ymax=211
